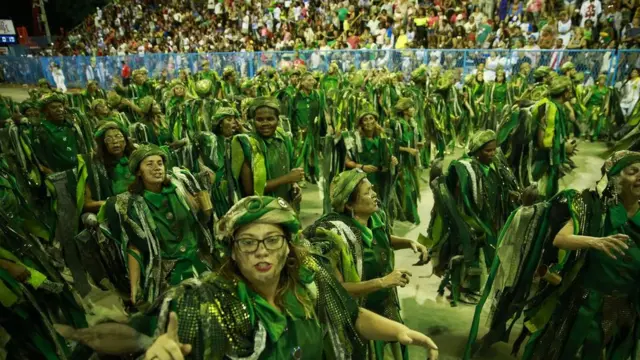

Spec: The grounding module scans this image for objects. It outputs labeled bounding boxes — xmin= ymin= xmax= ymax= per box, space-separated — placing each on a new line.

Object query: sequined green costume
xmin=130 ymin=253 xmax=366 ymax=359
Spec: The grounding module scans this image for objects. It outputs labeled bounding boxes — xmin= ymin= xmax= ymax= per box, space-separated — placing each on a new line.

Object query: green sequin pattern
xmin=154 ymin=255 xmax=366 ymax=359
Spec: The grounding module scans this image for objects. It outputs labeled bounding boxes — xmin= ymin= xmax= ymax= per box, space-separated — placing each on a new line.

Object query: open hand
xmin=590 ymin=234 xmax=629 ymax=259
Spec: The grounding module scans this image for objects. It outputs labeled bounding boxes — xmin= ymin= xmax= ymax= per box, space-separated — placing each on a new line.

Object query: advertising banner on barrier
xmin=0 ymin=20 xmax=16 ymax=35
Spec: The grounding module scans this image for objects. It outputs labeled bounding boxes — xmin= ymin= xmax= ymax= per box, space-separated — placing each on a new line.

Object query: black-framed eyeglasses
xmin=234 ymin=235 xmax=286 ymax=253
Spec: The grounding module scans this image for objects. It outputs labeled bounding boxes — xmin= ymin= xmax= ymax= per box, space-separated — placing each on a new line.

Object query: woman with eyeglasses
xmin=305 ymin=169 xmax=429 ymax=360
xmin=56 ymin=196 xmax=438 ymax=360
xmin=97 ymin=144 xmax=215 ymax=308
xmin=78 ymin=121 xmax=136 ymax=214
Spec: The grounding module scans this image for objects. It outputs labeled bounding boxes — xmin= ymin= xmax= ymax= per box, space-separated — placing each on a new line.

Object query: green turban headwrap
xmin=223 ymin=66 xmax=235 ymax=77
xmin=330 ymin=169 xmax=368 ymax=213
xmin=132 ymin=68 xmax=148 ymax=78
xmin=411 ymin=65 xmax=428 ymax=82
xmin=138 ymin=96 xmax=155 ymax=115
xmin=241 ymin=79 xmax=254 ymax=90
xmin=106 ymin=91 xmax=122 ymax=108
xmin=94 ymin=121 xmax=125 ymax=138
xmin=38 ymin=78 xmax=49 ymax=86
xmin=573 ymin=72 xmax=585 ymax=83
xmin=561 ymin=62 xmax=575 ymax=73
xmin=596 ymin=150 xmax=640 ymax=196
xmin=602 ymin=151 xmax=640 ymax=177
xmin=394 ymin=97 xmax=414 ymax=112
xmin=213 ymin=107 xmax=240 ymax=128
xmin=436 ymin=74 xmax=453 ymax=90
xmin=19 ymin=100 xmax=38 ymax=114
xmin=91 ymin=98 xmax=107 ymax=112
xmin=195 ymin=79 xmax=213 ymax=97
xmin=216 ymin=196 xmax=301 ymax=242
xmin=249 ymin=97 xmax=280 ymax=119
xmin=467 ymin=129 xmax=497 ymax=155
xmin=533 ymin=66 xmax=551 ymax=80
xmin=39 ymin=93 xmax=66 ymax=110
xmin=128 ymin=144 xmax=168 ymax=174
xmin=170 ymin=79 xmax=185 ymax=90
xmin=549 ymin=76 xmax=572 ymax=95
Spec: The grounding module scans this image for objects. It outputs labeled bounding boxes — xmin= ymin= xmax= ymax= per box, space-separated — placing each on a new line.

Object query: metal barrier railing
xmin=0 ymin=49 xmax=637 ymax=89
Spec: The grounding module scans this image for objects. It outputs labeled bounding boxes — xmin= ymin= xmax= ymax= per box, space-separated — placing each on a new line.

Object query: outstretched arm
xmin=355 ymin=308 xmax=439 ymax=359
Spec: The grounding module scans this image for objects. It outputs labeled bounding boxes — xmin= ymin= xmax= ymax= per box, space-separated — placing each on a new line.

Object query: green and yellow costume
xmin=531 ymin=76 xmax=572 ymax=199
xmin=232 ymin=97 xmax=296 ymax=204
xmin=465 ymin=151 xmax=640 ymax=360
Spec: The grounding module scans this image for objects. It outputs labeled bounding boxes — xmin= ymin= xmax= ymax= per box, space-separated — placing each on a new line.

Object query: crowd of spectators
xmin=48 ymin=0 xmax=640 ymax=57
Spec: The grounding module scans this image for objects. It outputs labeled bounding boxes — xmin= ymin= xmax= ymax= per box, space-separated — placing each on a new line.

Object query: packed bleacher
xmin=54 ymin=0 xmax=640 ymax=56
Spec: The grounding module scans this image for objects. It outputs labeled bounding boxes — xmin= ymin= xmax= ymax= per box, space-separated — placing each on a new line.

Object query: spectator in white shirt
xmin=368 ymin=16 xmax=380 ymax=36
xmin=580 ymin=0 xmax=602 ymax=27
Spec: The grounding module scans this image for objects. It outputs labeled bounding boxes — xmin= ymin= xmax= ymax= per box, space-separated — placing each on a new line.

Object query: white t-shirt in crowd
xmin=242 ymin=15 xmax=250 ymax=33
xmin=208 ymin=0 xmax=216 ymax=10
xmin=274 ymin=7 xmax=281 ymax=20
xmin=580 ymin=0 xmax=602 ymax=26
xmin=310 ymin=52 xmax=322 ymax=68
xmin=215 ymin=2 xmax=223 ymax=15
xmin=367 ymin=19 xmax=380 ymax=35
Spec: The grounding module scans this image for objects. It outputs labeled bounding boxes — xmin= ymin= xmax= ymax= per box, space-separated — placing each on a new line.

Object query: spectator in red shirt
xmin=121 ymin=61 xmax=131 ymax=86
